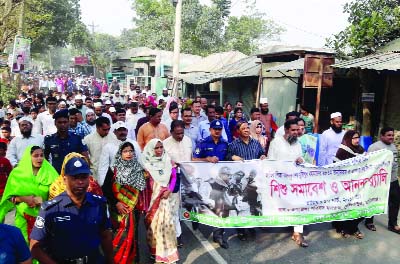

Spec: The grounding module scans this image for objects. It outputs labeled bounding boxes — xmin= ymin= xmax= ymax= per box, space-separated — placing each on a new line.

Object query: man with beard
xmin=259 ymin=98 xmax=277 ymax=144
xmin=137 ymin=108 xmax=169 ymax=150
xmin=97 ymin=121 xmax=141 ymax=186
xmin=6 ymin=118 xmax=44 ymax=166
xmin=268 ymin=119 xmax=308 ymax=247
xmin=30 ymin=157 xmax=114 ymax=264
xmin=318 ymin=112 xmax=345 ymax=166
xmin=158 ymin=87 xmax=171 ymax=102
xmin=34 ymin=97 xmax=58 ymax=136
xmin=72 ymin=95 xmax=87 ymax=117
xmin=44 ymin=110 xmax=88 ymax=173
xmin=75 ymin=109 xmax=95 ymax=138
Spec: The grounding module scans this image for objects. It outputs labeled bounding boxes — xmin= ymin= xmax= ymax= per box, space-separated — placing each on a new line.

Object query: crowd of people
xmin=0 ymin=73 xmax=398 ymax=264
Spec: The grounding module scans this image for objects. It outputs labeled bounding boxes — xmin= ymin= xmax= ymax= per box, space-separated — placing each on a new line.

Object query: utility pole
xmin=171 ymin=0 xmax=182 ymax=97
xmin=17 ymin=0 xmax=25 ymax=36
xmin=88 ymin=21 xmax=99 ymax=35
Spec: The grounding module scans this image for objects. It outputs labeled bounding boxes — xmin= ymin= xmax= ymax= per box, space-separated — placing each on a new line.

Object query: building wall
xmin=262 ymin=77 xmax=298 ymax=126
xmin=222 ymin=77 xmax=258 ymax=114
xmin=385 ymin=75 xmax=400 ymax=130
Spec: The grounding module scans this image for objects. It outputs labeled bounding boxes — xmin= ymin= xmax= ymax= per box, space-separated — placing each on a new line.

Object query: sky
xmin=80 ymin=0 xmax=350 ymax=48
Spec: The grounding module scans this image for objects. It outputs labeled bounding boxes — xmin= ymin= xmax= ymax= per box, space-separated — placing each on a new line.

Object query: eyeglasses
xmin=122 ymin=150 xmax=134 ymax=154
xmin=154 ymin=146 xmax=164 ymax=150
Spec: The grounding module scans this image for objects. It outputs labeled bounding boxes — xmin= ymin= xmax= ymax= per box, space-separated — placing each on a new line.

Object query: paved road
xmin=6 ymin=211 xmax=400 ymax=264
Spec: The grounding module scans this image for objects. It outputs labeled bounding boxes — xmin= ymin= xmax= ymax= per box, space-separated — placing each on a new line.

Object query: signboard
xmin=303 ymin=55 xmax=334 ymax=88
xmin=74 ymin=56 xmax=89 ymax=65
xmin=10 ymin=36 xmax=31 ymax=73
xmin=179 ymin=150 xmax=392 ymax=227
xmin=361 ymin=93 xmax=375 ymax=103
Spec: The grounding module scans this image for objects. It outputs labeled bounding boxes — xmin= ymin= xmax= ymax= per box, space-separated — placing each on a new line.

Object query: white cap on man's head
xmin=109 ymin=107 xmax=116 ymax=113
xmin=93 ymin=102 xmax=102 ymax=108
xmin=113 ymin=121 xmax=127 ymax=130
xmin=105 ymin=100 xmax=112 ymax=105
xmin=162 ymin=87 xmax=168 ymax=91
xmin=260 ymin=98 xmax=268 ymax=104
xmin=330 ymin=112 xmax=342 ymax=119
xmin=75 ymin=95 xmax=83 ymax=100
xmin=19 ymin=116 xmax=32 ymax=124
xmin=86 ymin=109 xmax=94 ymax=115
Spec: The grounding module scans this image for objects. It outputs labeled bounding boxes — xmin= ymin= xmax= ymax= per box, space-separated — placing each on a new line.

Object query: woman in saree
xmin=102 ymin=142 xmax=146 ymax=264
xmin=0 ymin=145 xmax=58 ymax=242
xmin=48 ymin=152 xmax=103 ymax=199
xmin=142 ymin=139 xmax=179 ymax=264
xmin=332 ymin=130 xmax=365 ymax=239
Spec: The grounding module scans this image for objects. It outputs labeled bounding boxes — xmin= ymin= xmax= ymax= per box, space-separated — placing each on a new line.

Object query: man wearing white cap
xmin=158 ymin=87 xmax=171 ymax=102
xmin=259 ymin=98 xmax=277 ymax=143
xmin=93 ymin=102 xmax=113 ymax=125
xmin=98 ymin=121 xmax=141 ymax=186
xmin=75 ymin=109 xmax=96 ymax=138
xmin=112 ymin=91 xmax=125 ymax=104
xmin=318 ymin=112 xmax=345 ymax=166
xmin=6 ymin=118 xmax=44 ymax=166
xmin=72 ymin=94 xmax=87 ymax=117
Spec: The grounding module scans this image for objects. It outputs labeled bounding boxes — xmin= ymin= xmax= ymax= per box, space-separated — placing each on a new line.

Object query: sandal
xmin=365 ymin=223 xmax=377 ymax=231
xmin=340 ymin=231 xmax=351 ymax=238
xmin=291 ymin=233 xmax=309 ymax=247
xmin=353 ymin=231 xmax=364 ymax=239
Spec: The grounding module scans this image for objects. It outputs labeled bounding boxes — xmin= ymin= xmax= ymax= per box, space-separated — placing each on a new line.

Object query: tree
xmin=326 ymin=0 xmax=400 ymax=57
xmin=130 ymin=0 xmax=283 ymax=56
xmin=0 ymin=0 xmax=83 ymax=53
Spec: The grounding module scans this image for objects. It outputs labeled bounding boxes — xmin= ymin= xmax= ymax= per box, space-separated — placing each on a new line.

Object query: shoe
xmin=388 ymin=226 xmax=400 ymax=234
xmin=237 ymin=232 xmax=247 ymax=241
xmin=177 ymin=236 xmax=183 ymax=248
xmin=213 ymin=237 xmax=229 ymax=249
xmin=365 ymin=223 xmax=377 ymax=231
xmin=353 ymin=230 xmax=364 ymax=239
xmin=291 ymin=233 xmax=309 ymax=247
xmin=340 ymin=231 xmax=351 ymax=238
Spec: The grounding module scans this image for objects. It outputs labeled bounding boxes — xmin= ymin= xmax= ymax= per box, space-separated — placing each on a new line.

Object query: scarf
xmin=113 ymin=143 xmax=146 ymax=191
xmin=141 ymin=138 xmax=172 ymax=187
xmin=0 ymin=146 xmax=59 ymax=222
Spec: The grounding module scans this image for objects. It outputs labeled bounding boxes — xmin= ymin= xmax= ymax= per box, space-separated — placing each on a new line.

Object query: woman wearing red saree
xmin=102 ymin=142 xmax=146 ymax=264
xmin=142 ymin=138 xmax=179 ymax=264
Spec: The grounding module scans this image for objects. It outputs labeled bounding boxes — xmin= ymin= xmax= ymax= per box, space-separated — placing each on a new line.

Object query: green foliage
xmin=326 ymin=0 xmax=400 ymax=57
xmin=130 ymin=0 xmax=283 ymax=56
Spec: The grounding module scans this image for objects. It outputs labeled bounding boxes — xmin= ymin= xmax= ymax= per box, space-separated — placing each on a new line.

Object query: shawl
xmin=113 ymin=143 xmax=146 ymax=191
xmin=0 ymin=146 xmax=59 ymax=222
xmin=141 ymin=138 xmax=172 ymax=187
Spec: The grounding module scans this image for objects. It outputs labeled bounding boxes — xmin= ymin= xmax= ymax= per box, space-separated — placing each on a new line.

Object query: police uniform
xmin=30 ymin=192 xmax=111 ymax=263
xmin=193 ymin=136 xmax=228 ymax=161
xmin=44 ymin=131 xmax=88 ymax=173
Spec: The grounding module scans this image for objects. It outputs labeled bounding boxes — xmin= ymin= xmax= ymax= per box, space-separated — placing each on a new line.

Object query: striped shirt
xmin=227 ymin=137 xmax=264 ymax=160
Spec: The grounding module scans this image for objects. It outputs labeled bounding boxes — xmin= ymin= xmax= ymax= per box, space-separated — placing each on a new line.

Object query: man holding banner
xmin=192 ymin=119 xmax=230 ymax=249
xmin=268 ymin=119 xmax=309 ymax=247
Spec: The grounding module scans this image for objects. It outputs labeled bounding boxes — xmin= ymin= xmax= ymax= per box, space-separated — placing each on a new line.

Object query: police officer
xmin=192 ymin=119 xmax=230 ymax=249
xmin=44 ymin=109 xmax=89 ymax=173
xmin=30 ymin=157 xmax=114 ymax=264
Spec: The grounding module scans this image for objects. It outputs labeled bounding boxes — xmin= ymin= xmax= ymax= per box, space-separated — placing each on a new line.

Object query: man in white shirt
xmin=33 ymin=97 xmax=57 ymax=136
xmin=97 ymin=121 xmax=141 ymax=186
xmin=158 ymin=87 xmax=170 ymax=102
xmin=6 ymin=117 xmax=44 ymax=166
xmin=275 ymin=111 xmax=300 ymax=138
xmin=93 ymin=102 xmax=113 ymax=125
xmin=163 ymin=120 xmax=193 ymax=247
xmin=318 ymin=112 xmax=345 ymax=166
xmin=268 ymin=119 xmax=308 ymax=248
xmin=111 ymin=108 xmax=136 ymax=141
xmin=163 ymin=104 xmax=180 ymax=131
xmin=112 ymin=91 xmax=125 ymax=104
xmin=83 ymin=116 xmax=115 ymax=181
xmin=126 ymin=102 xmax=145 ymax=135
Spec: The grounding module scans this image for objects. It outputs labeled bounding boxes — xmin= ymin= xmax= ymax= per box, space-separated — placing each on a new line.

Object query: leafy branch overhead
xmin=129 ymin=0 xmax=284 ymax=56
xmin=326 ymin=0 xmax=400 ymax=58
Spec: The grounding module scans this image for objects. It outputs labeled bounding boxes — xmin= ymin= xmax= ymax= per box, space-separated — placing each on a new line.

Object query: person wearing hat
xmin=259 ymin=97 xmax=278 ymax=144
xmin=6 ymin=118 xmax=44 ymax=166
xmin=33 ymin=97 xmax=58 ymax=136
xmin=73 ymin=94 xmax=87 ymax=117
xmin=317 ymin=112 xmax=345 ymax=166
xmin=43 ymin=109 xmax=89 ymax=173
xmin=158 ymin=87 xmax=171 ymax=102
xmin=192 ymin=119 xmax=230 ymax=248
xmin=30 ymin=157 xmax=113 ymax=264
xmin=94 ymin=101 xmax=113 ymax=125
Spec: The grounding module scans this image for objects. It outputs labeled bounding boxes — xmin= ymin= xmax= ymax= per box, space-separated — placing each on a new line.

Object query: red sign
xmin=74 ymin=56 xmax=89 ymax=65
